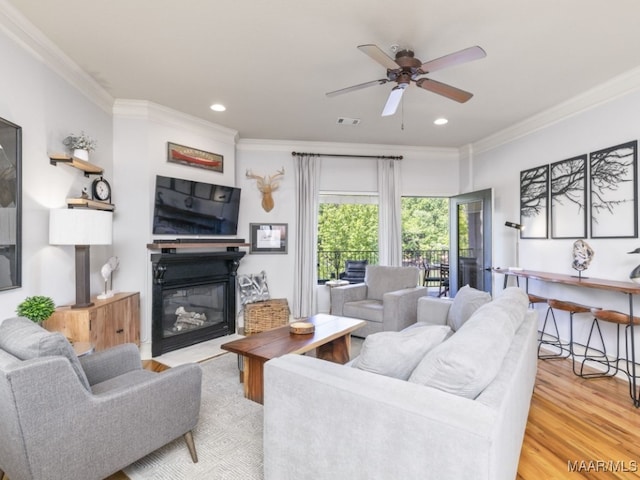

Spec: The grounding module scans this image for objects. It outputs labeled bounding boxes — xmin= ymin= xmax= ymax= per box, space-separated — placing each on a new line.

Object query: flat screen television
xmin=152 ymin=175 xmax=241 ymax=236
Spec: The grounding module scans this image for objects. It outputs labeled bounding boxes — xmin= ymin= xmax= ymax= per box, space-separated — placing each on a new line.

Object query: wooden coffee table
xmin=221 ymin=314 xmax=365 ymax=404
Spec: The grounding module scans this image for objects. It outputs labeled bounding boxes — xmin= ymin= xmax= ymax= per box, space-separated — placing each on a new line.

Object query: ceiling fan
xmin=326 ymin=44 xmax=486 ymax=116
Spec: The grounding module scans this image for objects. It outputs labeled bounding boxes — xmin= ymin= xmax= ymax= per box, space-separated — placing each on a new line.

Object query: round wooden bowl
xmin=290 ymin=321 xmax=315 ymax=335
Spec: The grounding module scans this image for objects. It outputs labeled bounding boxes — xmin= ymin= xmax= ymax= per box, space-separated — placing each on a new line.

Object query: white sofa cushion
xmin=446 ymin=284 xmax=491 ymax=331
xmin=352 ymin=325 xmax=451 ymax=380
xmin=409 ymin=290 xmax=527 ymax=399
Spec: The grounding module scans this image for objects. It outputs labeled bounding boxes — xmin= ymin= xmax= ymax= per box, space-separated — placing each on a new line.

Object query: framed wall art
xmin=250 ymin=223 xmax=288 ymax=254
xmin=550 ymin=155 xmax=587 ymax=239
xmin=0 ymin=116 xmax=21 ymax=291
xmin=167 ymin=142 xmax=223 ymax=173
xmin=520 ymin=164 xmax=549 ymax=239
xmin=590 ymin=140 xmax=637 ymax=239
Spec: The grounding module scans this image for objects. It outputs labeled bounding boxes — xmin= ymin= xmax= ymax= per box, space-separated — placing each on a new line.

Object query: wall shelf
xmin=66 ymin=197 xmax=115 ymax=211
xmin=49 ymin=153 xmax=103 ymax=177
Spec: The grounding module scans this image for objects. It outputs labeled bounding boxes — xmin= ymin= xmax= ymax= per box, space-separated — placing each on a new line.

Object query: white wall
xmin=0 ymin=25 xmax=113 ymax=319
xmin=471 ymin=87 xmax=640 ymax=360
xmin=237 ymin=140 xmax=460 ymax=316
xmin=112 ymin=100 xmax=238 ymax=344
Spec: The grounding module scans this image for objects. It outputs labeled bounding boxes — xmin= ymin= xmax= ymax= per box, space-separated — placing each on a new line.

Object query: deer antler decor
xmin=246 ymin=167 xmax=285 ymax=212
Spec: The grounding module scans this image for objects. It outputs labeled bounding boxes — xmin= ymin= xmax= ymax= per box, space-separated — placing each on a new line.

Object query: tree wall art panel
xmin=550 ymin=155 xmax=587 ymax=239
xmin=590 ymin=140 xmax=637 ymax=239
xmin=520 ymin=165 xmax=549 ymax=239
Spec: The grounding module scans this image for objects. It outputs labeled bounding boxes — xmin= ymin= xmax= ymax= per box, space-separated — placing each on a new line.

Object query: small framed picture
xmin=250 ymin=223 xmax=288 ymax=254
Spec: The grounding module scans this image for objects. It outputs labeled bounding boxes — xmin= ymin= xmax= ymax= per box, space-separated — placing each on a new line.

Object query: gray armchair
xmin=0 ymin=317 xmax=202 ymax=480
xmin=330 ymin=265 xmax=429 ymax=337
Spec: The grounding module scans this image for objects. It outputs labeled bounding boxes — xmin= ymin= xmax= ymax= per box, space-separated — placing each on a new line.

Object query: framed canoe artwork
xmin=167 ymin=142 xmax=223 ymax=173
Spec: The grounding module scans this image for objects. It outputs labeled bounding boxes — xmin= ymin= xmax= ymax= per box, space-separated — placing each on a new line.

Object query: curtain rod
xmin=291 ymin=151 xmax=403 ymax=160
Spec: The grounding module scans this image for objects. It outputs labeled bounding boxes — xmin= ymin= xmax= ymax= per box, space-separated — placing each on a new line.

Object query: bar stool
xmin=528 ymin=293 xmax=548 ymax=308
xmin=538 ymin=299 xmax=592 ymax=360
xmin=576 ymin=309 xmax=640 ymax=398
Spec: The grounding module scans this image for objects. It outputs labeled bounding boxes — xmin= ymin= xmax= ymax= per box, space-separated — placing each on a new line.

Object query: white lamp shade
xmin=49 ymin=209 xmax=112 ymax=245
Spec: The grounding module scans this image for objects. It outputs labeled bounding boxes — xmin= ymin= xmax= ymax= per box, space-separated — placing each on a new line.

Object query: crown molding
xmin=0 ymin=0 xmax=113 ymax=113
xmin=237 ymin=138 xmax=457 ymax=157
xmin=471 ymin=66 xmax=640 ymax=155
xmin=113 ymin=99 xmax=239 ymax=144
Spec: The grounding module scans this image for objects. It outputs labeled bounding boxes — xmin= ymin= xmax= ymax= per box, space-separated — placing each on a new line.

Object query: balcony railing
xmin=318 ymin=249 xmax=450 ymax=283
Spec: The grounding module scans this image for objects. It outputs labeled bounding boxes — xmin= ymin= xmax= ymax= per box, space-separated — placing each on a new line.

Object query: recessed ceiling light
xmin=210 ymin=103 xmax=226 ymax=112
xmin=434 ymin=117 xmax=448 ymax=126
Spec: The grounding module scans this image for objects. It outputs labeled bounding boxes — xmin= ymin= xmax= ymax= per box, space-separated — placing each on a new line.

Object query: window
xmin=401 ymin=197 xmax=450 ymax=267
xmin=316 ymin=194 xmax=449 ymax=282
xmin=317 ymin=194 xmax=378 ymax=282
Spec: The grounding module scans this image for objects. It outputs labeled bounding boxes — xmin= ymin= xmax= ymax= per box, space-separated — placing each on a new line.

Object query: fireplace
xmin=151 ymin=250 xmax=245 ymax=357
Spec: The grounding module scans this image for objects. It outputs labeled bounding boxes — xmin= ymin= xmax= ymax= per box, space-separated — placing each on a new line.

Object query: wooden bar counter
xmin=493 ymin=268 xmax=640 ymax=406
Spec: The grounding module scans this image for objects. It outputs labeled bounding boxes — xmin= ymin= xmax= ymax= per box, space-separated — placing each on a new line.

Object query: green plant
xmin=16 ymin=296 xmax=56 ymax=323
xmin=63 ymin=131 xmax=97 ymax=151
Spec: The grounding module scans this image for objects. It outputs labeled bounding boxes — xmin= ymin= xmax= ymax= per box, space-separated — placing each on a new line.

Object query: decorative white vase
xmin=73 ymin=148 xmax=89 ymax=161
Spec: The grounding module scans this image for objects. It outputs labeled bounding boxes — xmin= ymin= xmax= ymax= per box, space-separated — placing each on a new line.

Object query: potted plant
xmin=63 ymin=131 xmax=97 ymax=160
xmin=16 ymin=296 xmax=56 ymax=323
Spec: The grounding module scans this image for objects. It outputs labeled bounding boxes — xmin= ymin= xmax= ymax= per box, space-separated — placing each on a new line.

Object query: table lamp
xmin=505 ymin=221 xmax=524 ymax=270
xmin=49 ymin=209 xmax=113 ymax=308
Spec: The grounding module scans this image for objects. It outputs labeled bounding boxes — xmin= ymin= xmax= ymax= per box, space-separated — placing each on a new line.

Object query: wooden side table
xmin=44 ymin=292 xmax=140 ymax=352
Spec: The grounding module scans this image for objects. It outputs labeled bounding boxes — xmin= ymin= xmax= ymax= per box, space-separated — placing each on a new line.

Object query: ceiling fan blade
xmin=357 ymin=44 xmax=400 ymax=70
xmin=416 ymin=78 xmax=474 ymax=103
xmin=326 ymin=78 xmax=389 ymax=97
xmin=381 ymin=84 xmax=407 ymax=117
xmin=419 ymin=46 xmax=486 ymax=74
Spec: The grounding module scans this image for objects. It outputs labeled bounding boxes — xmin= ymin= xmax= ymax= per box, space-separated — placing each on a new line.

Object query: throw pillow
xmin=0 ymin=317 xmax=91 ymax=391
xmin=352 ymin=325 xmax=451 ymax=380
xmin=237 ymin=271 xmax=270 ymax=306
xmin=446 ymin=285 xmax=491 ymax=331
xmin=408 ymin=301 xmax=521 ymax=399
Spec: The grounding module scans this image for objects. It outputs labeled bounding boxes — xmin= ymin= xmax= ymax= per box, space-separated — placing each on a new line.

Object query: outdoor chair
xmin=339 ymin=259 xmax=368 ymax=284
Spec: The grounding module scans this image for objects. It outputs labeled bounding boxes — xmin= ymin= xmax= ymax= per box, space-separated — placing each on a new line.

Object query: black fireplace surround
xmin=151 ymin=250 xmax=245 ymax=357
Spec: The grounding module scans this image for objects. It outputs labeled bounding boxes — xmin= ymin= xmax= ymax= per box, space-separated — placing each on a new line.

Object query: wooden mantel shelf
xmin=147 ymin=241 xmax=250 ymax=252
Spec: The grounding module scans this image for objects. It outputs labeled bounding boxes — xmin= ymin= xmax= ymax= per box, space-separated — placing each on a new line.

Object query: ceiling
xmin=6 ymin=0 xmax=640 ymax=148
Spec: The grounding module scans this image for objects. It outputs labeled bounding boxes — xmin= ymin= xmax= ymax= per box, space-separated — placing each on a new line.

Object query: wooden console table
xmin=493 ymin=268 xmax=640 ymax=406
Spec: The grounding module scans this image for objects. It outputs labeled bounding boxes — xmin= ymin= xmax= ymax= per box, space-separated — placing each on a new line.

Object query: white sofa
xmin=263 ymin=287 xmax=538 ymax=480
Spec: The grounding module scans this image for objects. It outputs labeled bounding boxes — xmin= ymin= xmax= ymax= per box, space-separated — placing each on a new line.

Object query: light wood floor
xmin=7 ymin=357 xmax=636 ymax=480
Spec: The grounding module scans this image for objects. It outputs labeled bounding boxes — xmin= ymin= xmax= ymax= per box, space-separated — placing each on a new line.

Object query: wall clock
xmin=91 ymin=176 xmax=112 ymax=203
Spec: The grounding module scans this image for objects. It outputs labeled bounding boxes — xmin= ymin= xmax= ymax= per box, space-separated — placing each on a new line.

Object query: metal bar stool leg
xmin=537 ymin=305 xmax=569 ymax=359
xmin=540 ymin=299 xmax=593 ymax=361
xmin=574 ymin=314 xmax=616 ymax=378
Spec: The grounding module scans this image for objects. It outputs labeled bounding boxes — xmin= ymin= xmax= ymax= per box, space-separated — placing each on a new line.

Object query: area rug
xmin=124 ymin=352 xmax=264 ymax=480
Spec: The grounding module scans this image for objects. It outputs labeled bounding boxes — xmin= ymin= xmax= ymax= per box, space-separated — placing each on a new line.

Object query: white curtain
xmin=293 ymin=154 xmax=320 ymax=318
xmin=378 ymin=158 xmax=402 ymax=266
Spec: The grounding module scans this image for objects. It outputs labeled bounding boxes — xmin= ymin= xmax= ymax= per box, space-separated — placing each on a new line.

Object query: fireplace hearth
xmin=151 ymin=250 xmax=245 ymax=357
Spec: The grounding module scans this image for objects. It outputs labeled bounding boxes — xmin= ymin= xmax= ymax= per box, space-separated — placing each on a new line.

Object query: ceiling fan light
xmin=210 ymin=103 xmax=226 ymax=112
xmin=381 ymin=84 xmax=407 ymax=117
xmin=434 ymin=117 xmax=448 ymax=125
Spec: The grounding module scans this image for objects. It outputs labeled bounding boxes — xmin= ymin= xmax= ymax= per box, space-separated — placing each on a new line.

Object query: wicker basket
xmin=244 ymin=298 xmax=290 ymax=335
